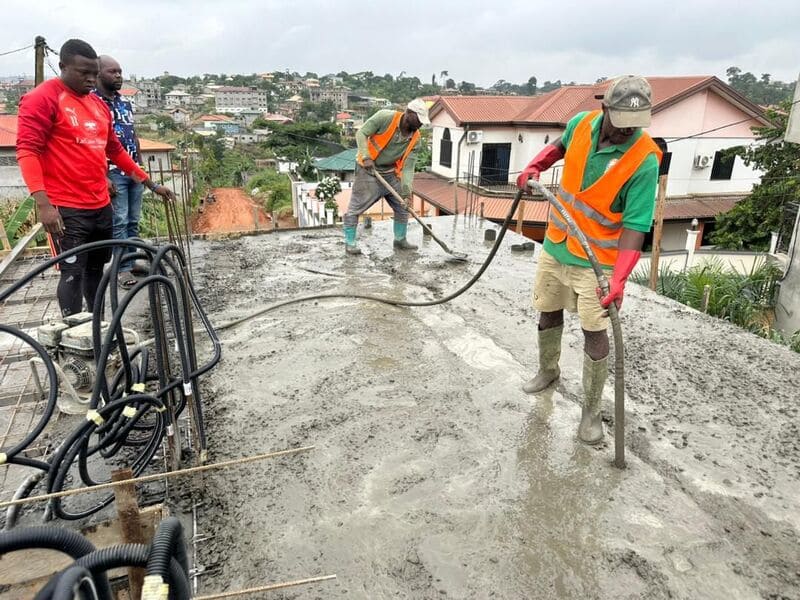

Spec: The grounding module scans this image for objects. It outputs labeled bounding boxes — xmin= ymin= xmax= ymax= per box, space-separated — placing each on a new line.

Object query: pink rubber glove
xmin=516 ymin=144 xmax=565 ymax=190
xmin=598 ymin=249 xmax=641 ymax=311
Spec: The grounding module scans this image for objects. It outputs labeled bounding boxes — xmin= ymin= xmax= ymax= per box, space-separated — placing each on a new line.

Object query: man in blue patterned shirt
xmin=94 ymin=55 xmax=144 ymax=288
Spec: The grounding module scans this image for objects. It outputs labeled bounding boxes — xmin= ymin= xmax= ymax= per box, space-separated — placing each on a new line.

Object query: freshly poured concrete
xmin=189 ymin=217 xmax=799 ymax=599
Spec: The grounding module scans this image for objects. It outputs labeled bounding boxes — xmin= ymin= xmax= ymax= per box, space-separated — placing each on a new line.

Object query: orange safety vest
xmin=356 ymin=111 xmax=420 ymax=177
xmin=546 ymin=110 xmax=662 ymax=266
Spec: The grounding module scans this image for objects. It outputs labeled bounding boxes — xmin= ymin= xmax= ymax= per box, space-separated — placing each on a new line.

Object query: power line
xmin=0 ymin=44 xmax=33 ymax=57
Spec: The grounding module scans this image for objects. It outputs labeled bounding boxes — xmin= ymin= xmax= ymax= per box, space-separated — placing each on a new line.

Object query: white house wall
xmin=648 ymin=90 xmax=763 ymax=197
xmin=431 ymin=114 xmax=562 ymax=184
xmin=431 ymin=87 xmax=763 ymax=193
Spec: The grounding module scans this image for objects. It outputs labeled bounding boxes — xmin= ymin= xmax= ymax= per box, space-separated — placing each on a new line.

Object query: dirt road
xmin=192 ymin=187 xmax=271 ymax=234
xmin=188 ymin=219 xmax=799 ymax=599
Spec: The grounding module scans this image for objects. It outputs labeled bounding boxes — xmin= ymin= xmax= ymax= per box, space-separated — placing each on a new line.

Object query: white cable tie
xmin=86 ymin=409 xmax=104 ymax=426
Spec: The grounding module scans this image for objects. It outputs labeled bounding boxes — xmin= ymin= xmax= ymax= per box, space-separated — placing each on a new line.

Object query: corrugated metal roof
xmin=314 ymin=148 xmax=357 ymax=172
xmin=662 ymin=196 xmax=743 ymax=220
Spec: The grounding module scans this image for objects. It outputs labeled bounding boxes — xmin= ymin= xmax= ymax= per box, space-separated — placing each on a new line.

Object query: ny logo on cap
xmin=630 ymin=97 xmax=641 ymax=108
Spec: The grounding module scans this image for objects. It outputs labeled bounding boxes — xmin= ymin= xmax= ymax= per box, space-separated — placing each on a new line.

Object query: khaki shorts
xmin=532 ymin=251 xmax=608 ymax=332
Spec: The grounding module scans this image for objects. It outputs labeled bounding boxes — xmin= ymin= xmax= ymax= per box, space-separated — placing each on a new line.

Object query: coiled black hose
xmin=51 ymin=565 xmax=98 ymax=600
xmin=146 ymin=517 xmax=190 ymax=580
xmin=0 ymin=526 xmax=112 ymax=599
xmin=34 ymin=543 xmax=191 ymax=600
xmin=0 ymin=239 xmax=220 ymax=521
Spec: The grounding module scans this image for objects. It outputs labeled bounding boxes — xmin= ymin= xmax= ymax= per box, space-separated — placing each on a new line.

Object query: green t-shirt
xmin=543 ymin=111 xmax=659 ymax=268
xmin=356 ymin=109 xmax=419 ymax=196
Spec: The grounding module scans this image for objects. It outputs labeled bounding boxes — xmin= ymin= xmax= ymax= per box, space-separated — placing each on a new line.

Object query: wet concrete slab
xmin=188 ymin=216 xmax=799 ymax=599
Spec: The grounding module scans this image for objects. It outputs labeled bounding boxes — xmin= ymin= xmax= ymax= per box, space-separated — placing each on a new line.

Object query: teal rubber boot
xmin=393 ymin=221 xmax=417 ymax=250
xmin=344 ymin=226 xmax=361 ymax=255
xmin=522 ymin=325 xmax=563 ymax=393
xmin=578 ymin=352 xmax=607 ymax=444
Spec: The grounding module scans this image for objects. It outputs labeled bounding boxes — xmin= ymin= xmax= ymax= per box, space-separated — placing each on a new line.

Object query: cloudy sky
xmin=1 ymin=0 xmax=798 ymax=86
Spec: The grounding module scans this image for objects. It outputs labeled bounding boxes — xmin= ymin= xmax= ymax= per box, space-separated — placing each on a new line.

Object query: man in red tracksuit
xmin=16 ymin=39 xmax=175 ymax=316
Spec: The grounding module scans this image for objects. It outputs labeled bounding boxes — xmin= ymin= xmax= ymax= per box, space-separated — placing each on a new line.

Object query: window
xmin=440 ymin=128 xmax=452 ymax=168
xmin=0 ymin=156 xmax=18 ymax=166
xmin=710 ymin=150 xmax=735 ymax=180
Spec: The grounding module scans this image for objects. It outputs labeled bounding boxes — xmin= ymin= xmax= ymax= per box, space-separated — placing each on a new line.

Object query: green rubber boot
xmin=393 ymin=221 xmax=417 ymax=250
xmin=578 ymin=352 xmax=607 ymax=444
xmin=522 ymin=325 xmax=563 ymax=393
xmin=344 ymin=226 xmax=361 ymax=255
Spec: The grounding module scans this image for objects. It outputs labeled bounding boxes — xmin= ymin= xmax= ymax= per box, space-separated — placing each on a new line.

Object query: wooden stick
xmin=649 ymin=174 xmax=668 ymax=290
xmin=112 ymin=468 xmax=145 ymax=599
xmin=0 ymin=446 xmax=315 ymax=509
xmin=194 ymin=575 xmax=337 ymax=599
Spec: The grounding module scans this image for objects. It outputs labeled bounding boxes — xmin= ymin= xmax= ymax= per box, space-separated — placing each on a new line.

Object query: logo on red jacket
xmin=83 ymin=120 xmax=99 ymax=134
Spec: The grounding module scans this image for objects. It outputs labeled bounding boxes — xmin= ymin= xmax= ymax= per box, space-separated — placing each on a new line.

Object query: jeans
xmin=109 ymin=170 xmax=144 ymax=272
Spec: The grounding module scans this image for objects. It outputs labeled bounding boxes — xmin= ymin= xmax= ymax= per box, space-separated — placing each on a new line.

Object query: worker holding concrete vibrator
xmin=516 ymin=75 xmax=662 ymax=444
xmin=343 ymin=98 xmax=430 ymax=255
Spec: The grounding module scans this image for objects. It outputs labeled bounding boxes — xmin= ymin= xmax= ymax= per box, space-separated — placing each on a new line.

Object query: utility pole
xmin=34 ymin=36 xmax=47 ymax=86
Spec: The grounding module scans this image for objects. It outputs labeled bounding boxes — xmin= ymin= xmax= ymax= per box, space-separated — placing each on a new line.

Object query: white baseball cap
xmin=406 ymin=98 xmax=431 ymax=126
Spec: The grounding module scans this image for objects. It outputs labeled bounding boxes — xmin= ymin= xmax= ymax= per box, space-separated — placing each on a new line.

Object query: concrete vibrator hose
xmin=527 ymin=179 xmax=626 ymax=468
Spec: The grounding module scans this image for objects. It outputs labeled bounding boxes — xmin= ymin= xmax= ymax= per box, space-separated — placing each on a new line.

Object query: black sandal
xmin=118 ymin=272 xmax=137 ymax=289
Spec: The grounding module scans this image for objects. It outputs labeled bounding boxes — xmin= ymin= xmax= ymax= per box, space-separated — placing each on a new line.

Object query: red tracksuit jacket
xmin=16 ymin=78 xmax=148 ymax=210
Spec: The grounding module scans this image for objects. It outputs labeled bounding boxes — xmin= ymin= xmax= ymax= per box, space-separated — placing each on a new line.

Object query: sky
xmin=1 ymin=0 xmax=798 ymax=87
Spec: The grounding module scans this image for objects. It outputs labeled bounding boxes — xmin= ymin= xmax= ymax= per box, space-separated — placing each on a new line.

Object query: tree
xmin=445 ymin=78 xmax=456 ymax=90
xmin=458 ymin=81 xmax=477 ymax=94
xmin=726 ymin=67 xmax=795 ymax=105
xmin=523 ymin=76 xmax=538 ymax=95
xmin=711 ymin=100 xmax=800 ymax=250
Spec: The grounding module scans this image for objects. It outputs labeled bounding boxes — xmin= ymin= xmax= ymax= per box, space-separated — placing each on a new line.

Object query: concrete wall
xmin=638 ymin=250 xmax=773 ymax=276
xmin=0 ymin=164 xmax=27 ymax=201
xmin=775 ymin=210 xmax=800 ymax=334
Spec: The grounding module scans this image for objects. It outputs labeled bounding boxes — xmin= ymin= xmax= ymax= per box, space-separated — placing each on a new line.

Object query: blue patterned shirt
xmin=93 ymin=90 xmax=140 ymax=173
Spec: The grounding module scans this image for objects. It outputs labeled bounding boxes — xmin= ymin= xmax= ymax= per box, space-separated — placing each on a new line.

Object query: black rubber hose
xmin=4 ymin=469 xmax=46 ymax=530
xmin=51 ymin=564 xmax=99 ymax=600
xmin=0 ymin=526 xmax=112 ymax=599
xmin=146 ymin=516 xmax=190 ymax=580
xmin=35 ymin=544 xmax=190 ymax=600
xmin=46 ymin=395 xmax=166 ymax=520
xmin=215 ymin=190 xmax=527 ymax=332
xmin=0 ymin=325 xmax=58 ymax=461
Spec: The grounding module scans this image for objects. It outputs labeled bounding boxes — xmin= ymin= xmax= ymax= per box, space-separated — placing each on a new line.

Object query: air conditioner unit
xmin=466 ymin=130 xmax=483 ymax=144
xmin=693 ymin=154 xmax=713 ymax=169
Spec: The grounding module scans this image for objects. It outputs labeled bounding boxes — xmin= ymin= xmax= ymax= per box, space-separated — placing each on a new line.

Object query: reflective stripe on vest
xmin=546 ymin=110 xmax=662 ymax=266
xmin=357 ymin=111 xmax=420 ymax=177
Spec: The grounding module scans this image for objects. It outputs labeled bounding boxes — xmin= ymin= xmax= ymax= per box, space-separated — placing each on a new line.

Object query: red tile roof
xmin=0 ymin=114 xmax=18 ymax=148
xmin=119 ymin=87 xmax=139 ymax=96
xmin=139 ymin=138 xmax=175 ymax=152
xmin=413 ymin=172 xmax=743 ymax=224
xmin=431 ymin=76 xmax=768 ymax=127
